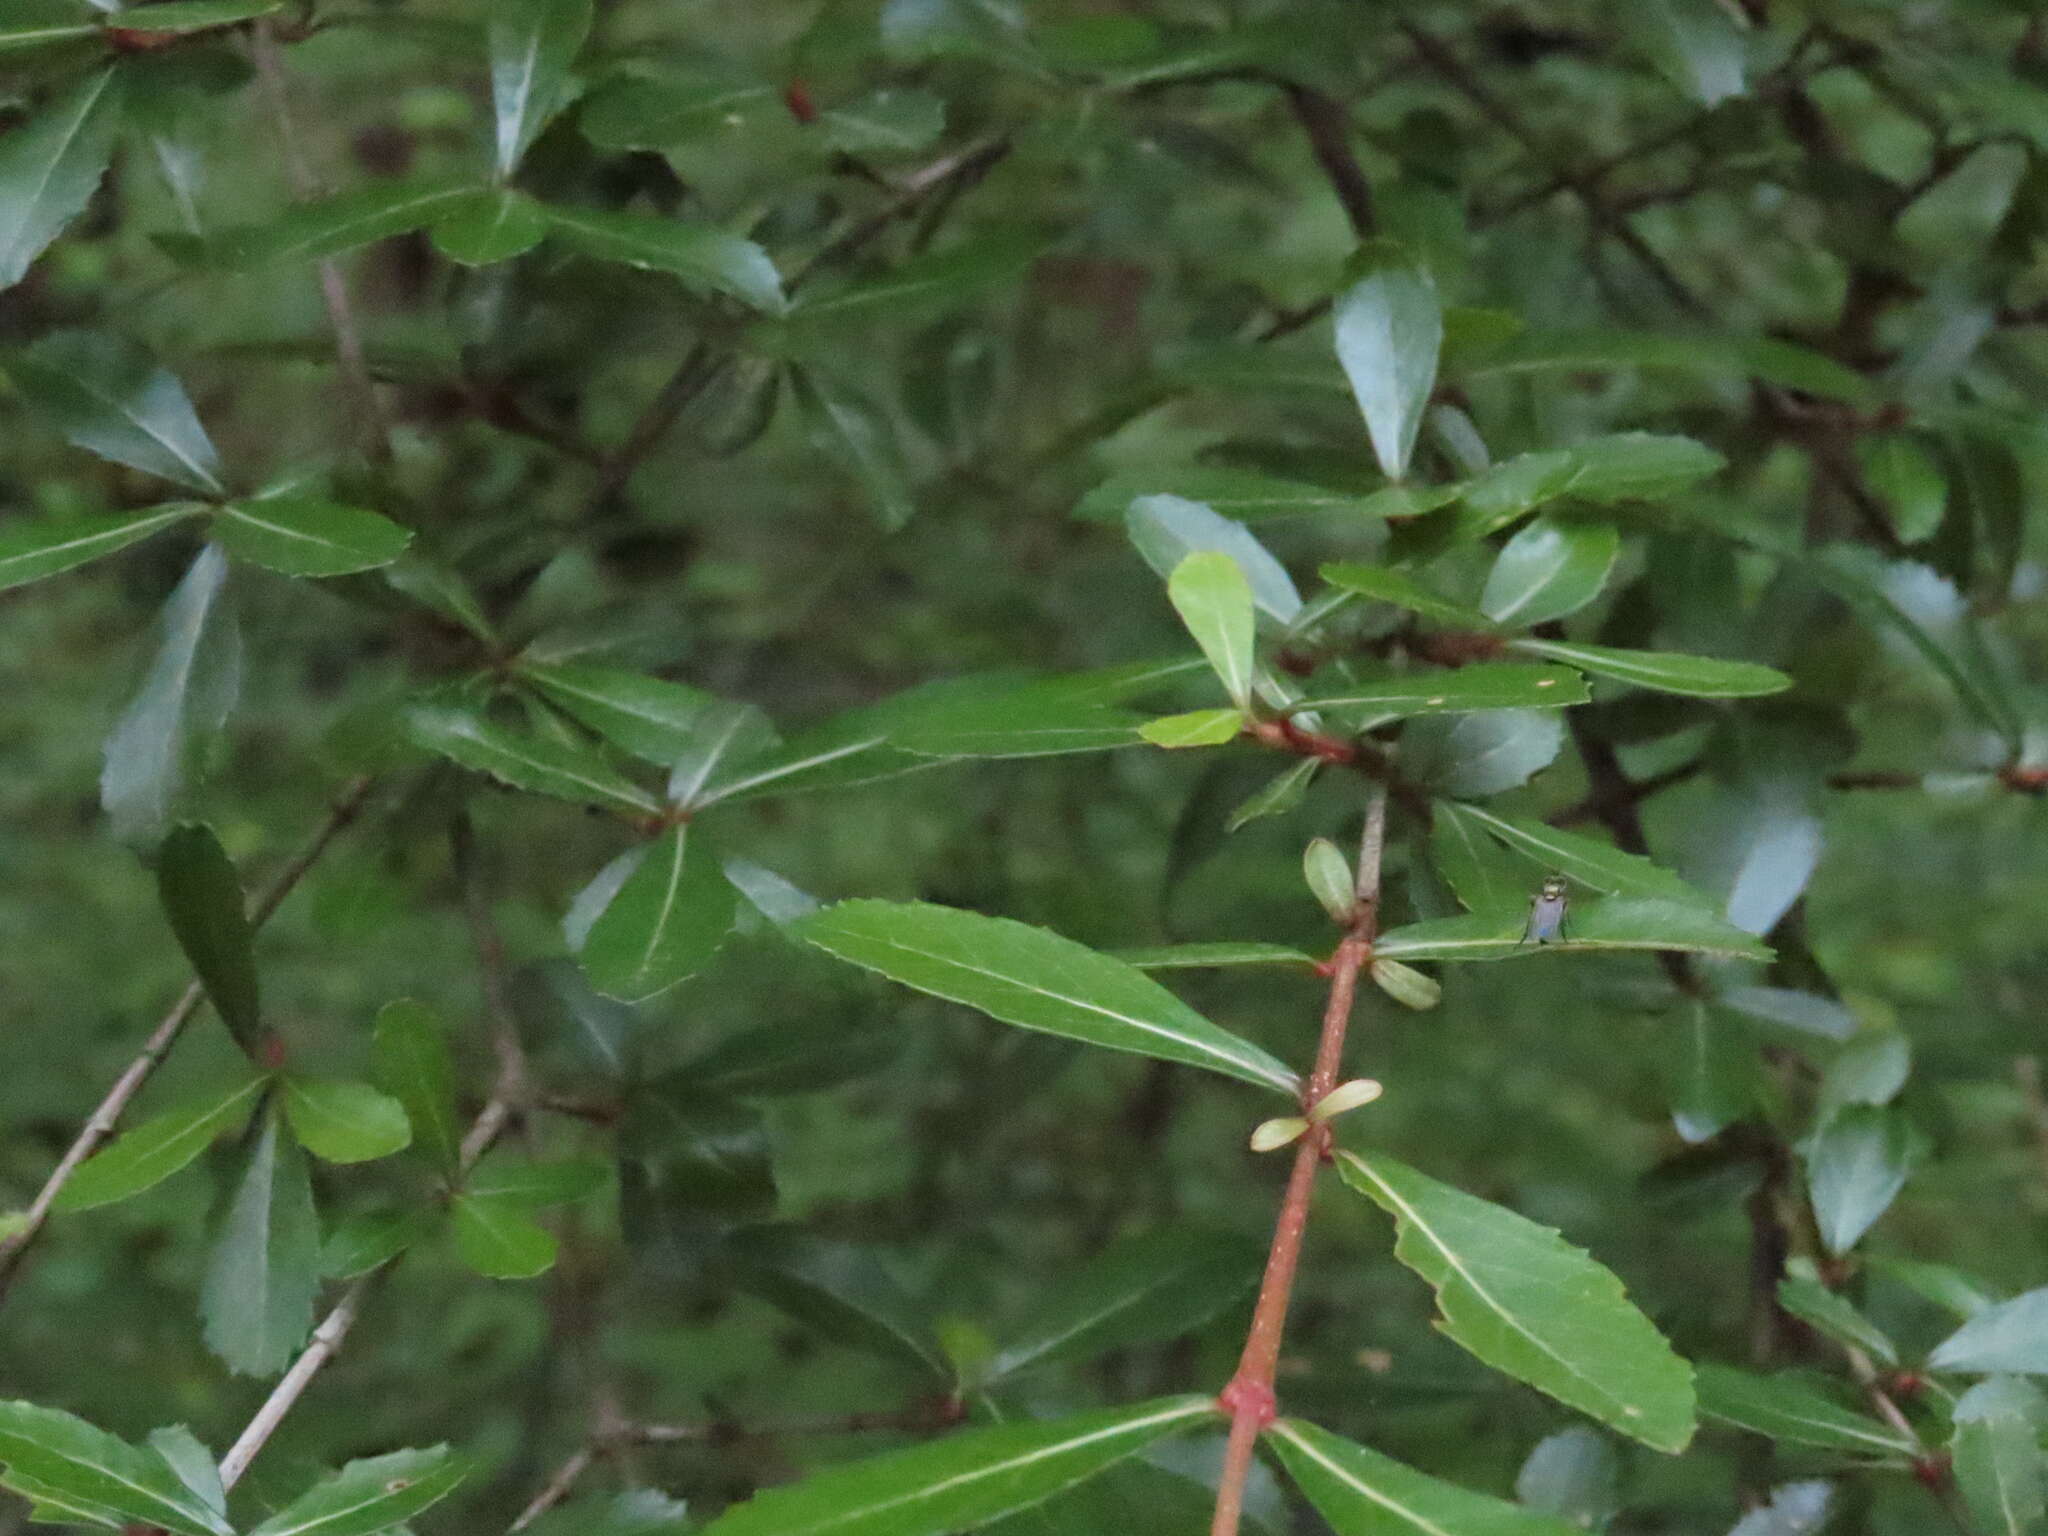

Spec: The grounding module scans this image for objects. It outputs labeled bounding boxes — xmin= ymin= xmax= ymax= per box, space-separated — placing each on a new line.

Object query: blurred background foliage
xmin=2 ymin=0 xmax=2048 ymax=1532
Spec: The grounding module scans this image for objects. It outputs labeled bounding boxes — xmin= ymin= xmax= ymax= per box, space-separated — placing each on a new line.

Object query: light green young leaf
xmin=11 ymin=330 xmax=221 ymax=493
xmin=1951 ymin=1376 xmax=2047 ymax=1536
xmin=1138 ymin=708 xmax=1244 ymax=748
xmin=488 ymin=0 xmax=592 ymax=177
xmin=102 ymin=545 xmax=241 ymax=846
xmin=1932 ymin=1288 xmax=2048 ymax=1376
xmin=0 ymin=1401 xmax=234 ymax=1536
xmin=282 ymin=1077 xmax=411 ymax=1164
xmin=1480 ymin=518 xmax=1620 ymax=627
xmin=453 ymin=1193 xmax=558 ymax=1278
xmin=201 ymin=1107 xmax=320 ymax=1376
xmin=696 ymin=1396 xmax=1217 ymax=1536
xmin=52 ymin=1076 xmax=266 ymax=1211
xmin=797 ymin=900 xmax=1300 ymax=1095
xmin=1304 ymin=836 xmax=1357 ymax=923
xmin=1371 ymin=957 xmax=1442 ymax=1011
xmin=320 ymin=1208 xmax=432 ymax=1279
xmin=546 ymin=205 xmax=786 ymax=312
xmin=373 ymin=999 xmax=461 ymax=1174
xmin=1511 ymin=639 xmax=1792 ymax=699
xmin=0 ymin=505 xmax=199 ymax=593
xmin=581 ymin=824 xmax=737 ymax=1002
xmin=216 ymin=495 xmax=413 ymax=577
xmin=0 ymin=69 xmax=122 ymax=290
xmin=406 ymin=704 xmax=660 ymax=814
xmin=1694 ymin=1364 xmax=1914 ymax=1455
xmin=1338 ymin=1151 xmax=1696 ymax=1452
xmin=1297 ymin=665 xmax=1588 ymax=716
xmin=248 ymin=1444 xmax=469 ymax=1536
xmin=466 ymin=1157 xmax=607 ymax=1207
xmin=1334 ymin=260 xmax=1442 ymax=481
xmin=1266 ymin=1417 xmax=1579 ymax=1536
xmin=155 ymin=822 xmax=260 ymax=1050
xmin=1168 ymin=551 xmax=1257 ymax=708
xmin=1226 ymin=757 xmax=1320 ymax=830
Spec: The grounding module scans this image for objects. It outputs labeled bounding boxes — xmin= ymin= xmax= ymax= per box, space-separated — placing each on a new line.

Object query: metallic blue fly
xmin=1523 ymin=874 xmax=1570 ymax=944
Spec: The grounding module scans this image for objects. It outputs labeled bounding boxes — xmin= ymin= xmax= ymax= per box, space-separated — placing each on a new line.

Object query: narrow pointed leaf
xmin=1714 ymin=987 xmax=1858 ymax=1041
xmin=53 ymin=1076 xmax=266 ymax=1211
xmin=1372 ymin=897 xmax=1770 ymax=963
xmin=1932 ymin=1288 xmax=2048 ymax=1375
xmin=524 ymin=663 xmax=718 ymax=765
xmin=546 ymin=205 xmax=786 ymax=312
xmin=0 ymin=69 xmax=122 ymax=290
xmin=1776 ymin=1276 xmax=1898 ymax=1366
xmin=990 ymin=1226 xmax=1261 ymax=1380
xmin=1116 ymin=942 xmax=1317 ymax=971
xmin=282 ymin=1077 xmax=411 ymax=1164
xmin=201 ymin=1107 xmax=321 ymax=1376
xmin=1804 ymin=1105 xmax=1926 ymax=1255
xmin=217 ymin=495 xmax=412 ymax=577
xmin=102 ymin=1 xmax=282 ymax=33
xmin=1298 ymin=665 xmax=1588 ymax=715
xmin=1952 ymin=1377 xmax=2047 ymax=1536
xmin=1372 ymin=958 xmax=1442 ymax=1011
xmin=1480 ymin=518 xmax=1620 ymax=627
xmin=581 ymin=824 xmax=737 ymax=1002
xmin=696 ymin=1396 xmax=1217 ymax=1536
xmin=1403 ymin=709 xmax=1565 ymax=799
xmin=145 ymin=1427 xmax=224 ymax=1527
xmin=321 ymin=1208 xmax=433 ymax=1278
xmin=11 ymin=330 xmax=222 ymax=493
xmin=1168 ymin=551 xmax=1257 ymax=708
xmin=466 ymin=1156 xmax=607 ymax=1207
xmin=885 ymin=683 xmax=1145 ymax=757
xmin=1334 ymin=262 xmax=1442 ymax=481
xmin=1226 ymin=757 xmax=1320 ymax=829
xmin=373 ymin=999 xmax=461 ymax=1174
xmin=1694 ymin=1364 xmax=1915 ymax=1455
xmin=1431 ymin=803 xmax=1535 ymax=915
xmin=247 ymin=1444 xmax=469 ymax=1536
xmin=1338 ymin=1150 xmax=1697 ymax=1451
xmin=729 ymin=1225 xmax=948 ymax=1378
xmin=452 ymin=1193 xmax=558 ymax=1278
xmin=1512 ymin=639 xmax=1791 ymax=698
xmin=430 ymin=186 xmax=549 ymax=264
xmin=488 ymin=0 xmax=592 ymax=178
xmin=1441 ymin=802 xmax=1710 ymax=905
xmin=797 ymin=900 xmax=1299 ymax=1095
xmin=406 ymin=704 xmax=660 ymax=813
xmin=1266 ymin=1418 xmax=1578 ymax=1536
xmin=214 ymin=178 xmax=473 ymax=269
xmin=0 ymin=1402 xmax=234 ymax=1536
xmin=792 ymin=365 xmax=916 ymax=530
xmin=1139 ymin=708 xmax=1244 ymax=748
xmin=1516 ymin=1427 xmax=1619 ymax=1530
xmin=156 ymin=822 xmax=260 ymax=1050
xmin=102 ymin=545 xmax=240 ymax=846
xmin=1320 ymin=561 xmax=1491 ymax=628
xmin=0 ymin=505 xmax=199 ymax=592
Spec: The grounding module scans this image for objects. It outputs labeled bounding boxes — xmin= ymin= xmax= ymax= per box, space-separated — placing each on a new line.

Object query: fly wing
xmin=1524 ymin=891 xmax=1567 ymax=943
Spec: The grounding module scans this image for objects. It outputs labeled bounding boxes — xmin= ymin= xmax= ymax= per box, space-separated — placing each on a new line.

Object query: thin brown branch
xmin=0 ymin=776 xmax=375 ymax=1306
xmin=1281 ymin=83 xmax=1377 ymax=240
xmin=507 ymin=1444 xmax=597 ymax=1533
xmin=249 ymin=21 xmax=391 ymax=465
xmin=1211 ymin=787 xmax=1387 ymax=1536
xmin=219 ymin=1275 xmax=374 ymax=1492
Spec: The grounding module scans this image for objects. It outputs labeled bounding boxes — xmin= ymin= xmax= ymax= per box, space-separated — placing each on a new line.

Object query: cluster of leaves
xmin=3 ymin=0 xmax=2048 ymax=1534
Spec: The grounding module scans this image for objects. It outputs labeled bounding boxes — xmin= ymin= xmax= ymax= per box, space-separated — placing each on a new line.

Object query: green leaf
xmin=1373 ymin=897 xmax=1771 ymax=963
xmin=1226 ymin=757 xmax=1321 ymax=830
xmin=1300 ymin=664 xmax=1589 ymax=716
xmin=522 ymin=1489 xmax=694 ymax=1536
xmin=1338 ymin=1151 xmax=1695 ymax=1451
xmin=248 ymin=1445 xmax=470 ymax=1536
xmin=429 ymin=186 xmax=549 ymax=264
xmin=1952 ymin=1377 xmax=2047 ymax=1536
xmin=578 ymin=72 xmax=780 ymax=148
xmin=216 ymin=495 xmax=412 ymax=577
xmin=618 ymin=1080 xmax=775 ymax=1265
xmin=581 ymin=825 xmax=737 ymax=1002
xmin=821 ymin=87 xmax=945 ymax=155
xmin=1304 ymin=836 xmax=1357 ymax=923
xmin=1138 ymin=708 xmax=1245 ymax=748
xmin=0 ymin=1402 xmax=235 ymax=1536
xmin=1816 ymin=1030 xmax=1910 ymax=1122
xmin=320 ymin=1208 xmax=432 ymax=1278
xmin=797 ymin=900 xmax=1300 ymax=1095
xmin=1932 ymin=1288 xmax=2048 ymax=1375
xmin=283 ymin=1077 xmax=411 ymax=1164
xmin=145 ymin=1426 xmax=225 ymax=1529
xmin=524 ymin=663 xmax=718 ymax=765
xmin=1116 ymin=942 xmax=1318 ymax=971
xmin=794 ymin=232 xmax=1040 ymax=324
xmin=696 ymin=1396 xmax=1216 ymax=1536
xmin=0 ymin=15 xmax=101 ymax=54
xmin=1431 ymin=804 xmax=1537 ymax=915
xmin=883 ymin=679 xmax=1146 ymax=757
xmin=1516 ymin=1427 xmax=1619 ymax=1531
xmin=1333 ymin=259 xmax=1442 ymax=481
xmin=1714 ymin=986 xmax=1858 ymax=1041
xmin=1694 ymin=1363 xmax=1914 ymax=1455
xmin=1266 ymin=1417 xmax=1579 ymax=1536
xmin=1320 ymin=561 xmax=1491 ymax=628
xmin=406 ymin=704 xmax=660 ymax=814
xmin=0 ymin=505 xmax=199 ymax=592
xmin=452 ymin=1193 xmax=558 ymax=1278
xmin=372 ymin=999 xmax=461 ymax=1174
xmin=1858 ymin=433 xmax=1947 ymax=544
xmin=1804 ymin=1104 xmax=1926 ymax=1255
xmin=1776 ymin=1275 xmax=1898 ymax=1366
xmin=989 ymin=1226 xmax=1261 ymax=1382
xmin=1438 ymin=802 xmax=1708 ymax=906
xmin=1168 ymin=551 xmax=1257 ymax=708
xmin=202 ymin=1106 xmax=321 ymax=1376
xmin=1480 ymin=518 xmax=1620 ymax=627
xmin=107 ymin=0 xmax=282 ymax=32
xmin=488 ymin=0 xmax=591 ymax=178
xmin=156 ymin=822 xmax=260 ymax=1050
xmin=1637 ymin=0 xmax=1746 ymax=105
xmin=1510 ymin=639 xmax=1791 ymax=698
xmin=1668 ymin=1001 xmax=1757 ymax=1143
xmin=545 ymin=205 xmax=786 ymax=312
xmin=214 ymin=178 xmax=474 ymax=269
xmin=1403 ymin=709 xmax=1564 ymax=799
xmin=1468 ymin=333 xmax=1870 ymax=406
xmin=0 ymin=69 xmax=122 ymax=290
xmin=466 ymin=1157 xmax=607 ymax=1207
xmin=11 ymin=330 xmax=223 ymax=493
xmin=1127 ymin=494 xmax=1302 ymax=623
xmin=52 ymin=1076 xmax=265 ymax=1211
xmin=1875 ymin=1257 xmax=1997 ymax=1322
xmin=791 ymin=365 xmax=915 ymax=531
xmin=1371 ymin=957 xmax=1443 ymax=1011
xmin=728 ymin=1225 xmax=947 ymax=1378
xmin=1078 ymin=467 xmax=1373 ymax=525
